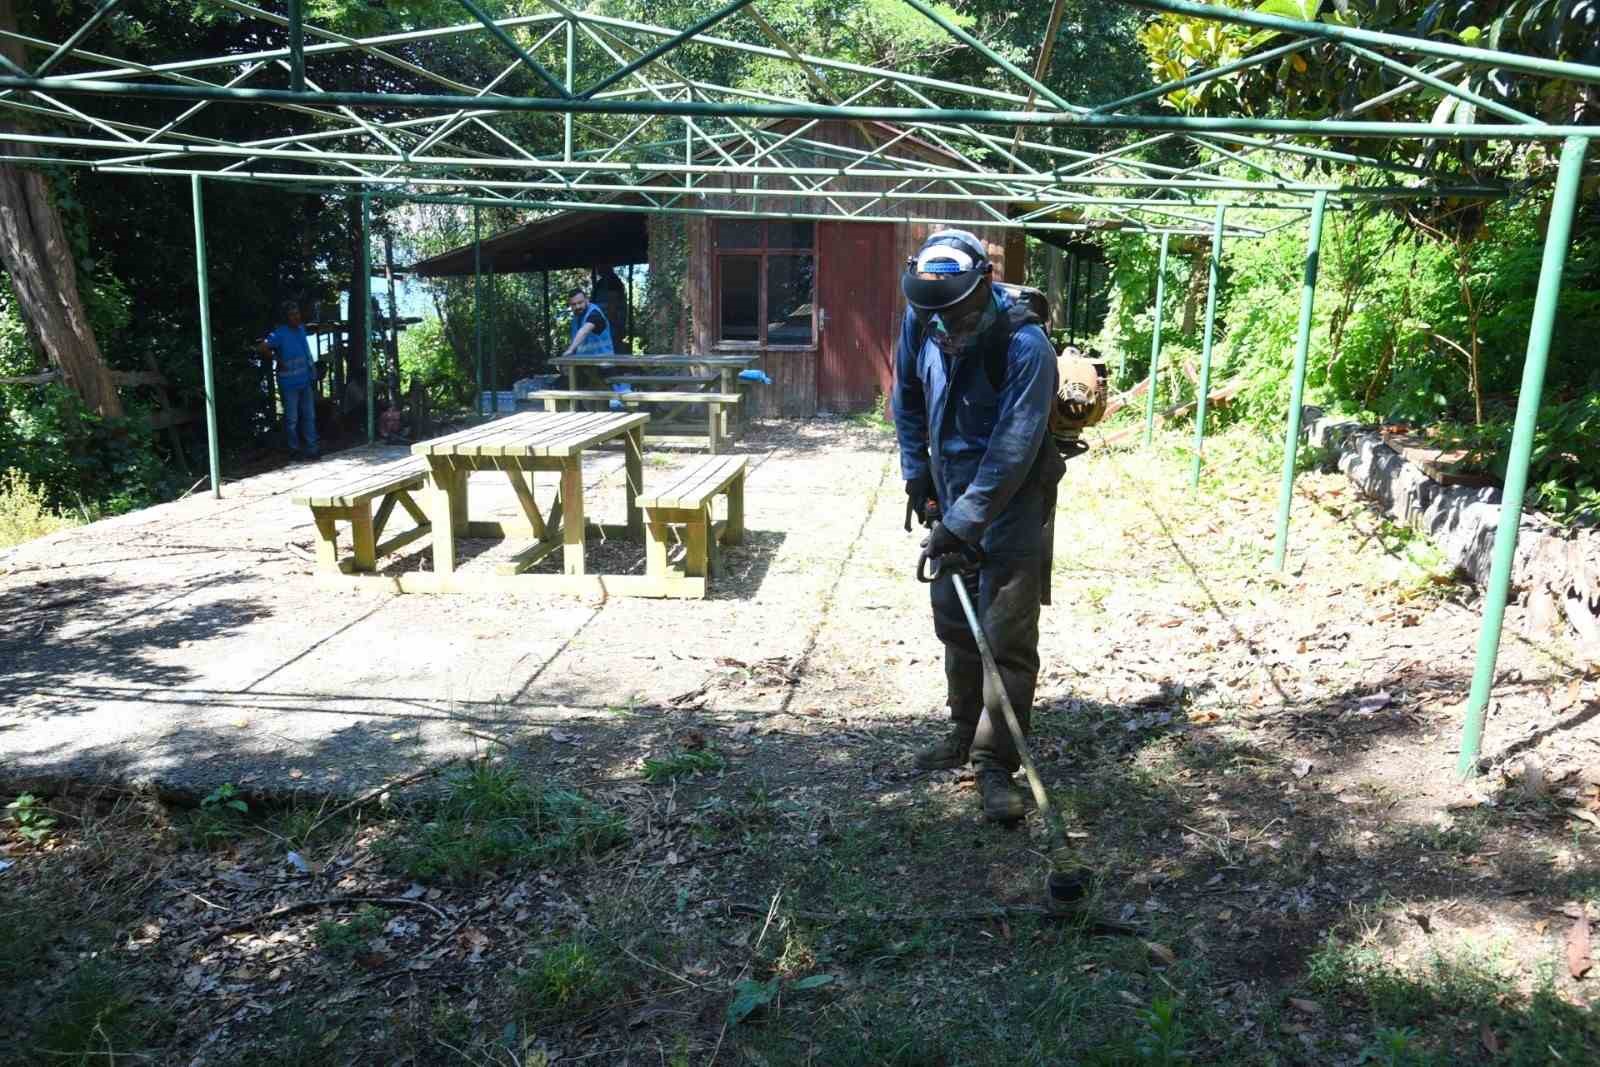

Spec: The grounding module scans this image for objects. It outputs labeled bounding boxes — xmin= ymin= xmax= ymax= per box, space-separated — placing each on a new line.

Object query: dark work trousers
xmin=929 ymin=476 xmax=1044 ymax=774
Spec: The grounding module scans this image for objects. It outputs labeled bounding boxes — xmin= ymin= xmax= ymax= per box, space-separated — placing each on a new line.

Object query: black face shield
xmin=902 ymin=230 xmax=993 ymax=312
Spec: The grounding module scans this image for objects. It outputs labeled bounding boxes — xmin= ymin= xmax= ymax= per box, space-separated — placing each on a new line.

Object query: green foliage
xmin=0 ymin=469 xmax=74 ymax=549
xmin=5 ymin=794 xmax=58 ymax=846
xmin=201 ymin=783 xmax=249 ymax=815
xmin=379 ymin=761 xmax=627 ymax=882
xmin=640 ymin=749 xmax=726 ymax=783
xmin=1135 ymin=0 xmax=1600 ymax=134
xmin=512 ymin=935 xmax=624 ymax=1019
xmin=315 ymin=905 xmax=388 ymax=961
xmin=398 ymin=316 xmax=468 ymax=409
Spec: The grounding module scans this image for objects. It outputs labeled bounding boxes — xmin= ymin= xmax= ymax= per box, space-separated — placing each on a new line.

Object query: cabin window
xmin=715 ymin=220 xmax=815 ymax=346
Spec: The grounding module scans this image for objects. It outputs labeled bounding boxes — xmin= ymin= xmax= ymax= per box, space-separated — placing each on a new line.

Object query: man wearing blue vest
xmin=892 ymin=230 xmax=1059 ymax=824
xmin=257 ymin=301 xmax=321 ymax=462
xmin=561 ymin=286 xmax=614 ymax=358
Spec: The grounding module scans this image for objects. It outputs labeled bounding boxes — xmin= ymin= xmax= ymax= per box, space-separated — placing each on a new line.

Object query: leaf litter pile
xmin=5 ymin=427 xmax=1600 ymax=1065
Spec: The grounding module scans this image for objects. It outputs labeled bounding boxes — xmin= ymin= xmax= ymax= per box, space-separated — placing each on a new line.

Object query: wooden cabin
xmin=413 ymin=120 xmax=1031 ymax=417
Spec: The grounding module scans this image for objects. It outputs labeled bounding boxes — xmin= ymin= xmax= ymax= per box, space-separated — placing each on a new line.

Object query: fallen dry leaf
xmin=1287 ymin=997 xmax=1321 ymax=1015
xmin=1567 ymin=807 xmax=1600 ymax=830
xmin=1291 ymin=759 xmax=1313 ymax=779
xmin=1144 ymin=941 xmax=1176 ymax=966
xmin=1567 ymin=915 xmax=1592 ymax=979
xmin=1535 ymin=919 xmax=1550 ymax=936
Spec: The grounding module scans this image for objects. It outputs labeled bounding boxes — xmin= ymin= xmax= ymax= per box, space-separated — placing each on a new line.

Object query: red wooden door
xmin=816 ymin=221 xmax=897 ymax=413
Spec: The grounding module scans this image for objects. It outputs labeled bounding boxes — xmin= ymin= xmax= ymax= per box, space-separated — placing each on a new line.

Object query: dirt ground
xmin=2 ymin=418 xmax=1597 ymax=1065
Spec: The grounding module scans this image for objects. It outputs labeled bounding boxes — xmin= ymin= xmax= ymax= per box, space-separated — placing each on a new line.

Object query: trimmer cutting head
xmin=1046 ymin=868 xmax=1090 ymax=910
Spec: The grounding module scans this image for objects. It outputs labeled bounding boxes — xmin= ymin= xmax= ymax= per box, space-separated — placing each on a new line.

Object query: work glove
xmin=919 ymin=520 xmax=968 ymax=568
xmin=904 ymin=471 xmax=937 ymax=530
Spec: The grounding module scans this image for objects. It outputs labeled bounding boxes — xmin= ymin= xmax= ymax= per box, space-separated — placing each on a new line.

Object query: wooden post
xmin=427 ymin=461 xmax=458 ymax=575
xmin=725 ymin=469 xmax=745 ymax=546
xmin=312 ymin=511 xmax=339 ymax=572
xmin=560 ymin=457 xmax=585 ymax=575
xmin=684 ymin=508 xmax=709 ymax=578
xmin=707 ymin=400 xmax=720 ymax=455
xmin=350 ymin=500 xmax=378 ymax=572
xmin=625 ymin=424 xmax=644 ymax=538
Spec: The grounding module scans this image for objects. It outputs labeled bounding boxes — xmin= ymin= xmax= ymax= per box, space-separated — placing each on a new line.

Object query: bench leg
xmin=625 ymin=425 xmax=644 ymax=539
xmin=684 ymin=506 xmax=710 ymax=578
xmin=723 ymin=471 xmax=745 ymax=547
xmin=311 ymin=509 xmax=340 ymax=573
xmin=543 ymin=397 xmax=560 ymax=413
xmin=560 ymin=456 xmax=585 ymax=576
xmin=645 ymin=511 xmax=672 ymax=577
xmin=707 ymin=401 xmax=720 ymax=456
xmin=428 ymin=462 xmax=460 ymax=575
xmin=566 ymin=366 xmax=579 ymax=390
xmin=350 ymin=500 xmax=378 ymax=573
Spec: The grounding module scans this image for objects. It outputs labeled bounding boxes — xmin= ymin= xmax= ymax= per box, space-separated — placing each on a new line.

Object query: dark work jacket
xmin=891 ymin=290 xmax=1055 ymax=560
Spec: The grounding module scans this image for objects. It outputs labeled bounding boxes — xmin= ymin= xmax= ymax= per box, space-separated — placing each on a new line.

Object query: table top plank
xmin=452 ymin=412 xmax=580 ymax=458
xmin=552 ymin=354 xmax=759 ymax=369
xmin=530 ymin=390 xmax=741 ymax=404
xmin=479 ymin=411 xmax=617 ymax=458
xmin=414 ymin=411 xmax=648 ymax=460
xmin=412 ymin=411 xmax=546 ymax=457
xmin=533 ymin=412 xmax=649 ymax=457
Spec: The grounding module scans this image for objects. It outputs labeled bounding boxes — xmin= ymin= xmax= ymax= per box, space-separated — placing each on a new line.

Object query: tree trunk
xmin=0 ymin=0 xmax=123 ymax=418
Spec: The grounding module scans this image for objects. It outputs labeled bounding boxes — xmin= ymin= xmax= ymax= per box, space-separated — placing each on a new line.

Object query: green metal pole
xmin=1190 ymin=204 xmax=1225 ymax=488
xmin=564 ymin=17 xmax=575 ymax=161
xmin=1271 ymin=189 xmax=1327 ymax=571
xmin=287 ymin=0 xmax=304 ymax=93
xmin=190 ymin=175 xmax=221 ymax=499
xmin=1456 ymin=135 xmax=1589 ymax=778
xmin=361 ymin=193 xmax=374 ymax=444
xmin=488 ymin=270 xmax=497 ymax=411
xmin=1143 ymin=231 xmax=1170 ymax=446
xmin=474 ymin=204 xmax=484 ymax=418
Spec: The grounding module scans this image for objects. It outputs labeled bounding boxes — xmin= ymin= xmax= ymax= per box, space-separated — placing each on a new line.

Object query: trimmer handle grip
xmin=917 ymin=542 xmax=985 ymax=583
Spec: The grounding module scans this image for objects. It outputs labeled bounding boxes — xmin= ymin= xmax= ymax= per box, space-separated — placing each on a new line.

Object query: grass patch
xmin=1304 ymin=935 xmax=1600 ymax=1064
xmin=510 ymin=934 xmax=626 ymax=1020
xmin=377 ymin=760 xmax=626 ymax=883
xmin=641 ymin=749 xmax=726 ymax=783
xmin=0 ymin=468 xmax=74 ymax=549
xmin=17 ymin=960 xmax=172 ymax=1067
xmin=315 ymin=904 xmax=388 ymax=961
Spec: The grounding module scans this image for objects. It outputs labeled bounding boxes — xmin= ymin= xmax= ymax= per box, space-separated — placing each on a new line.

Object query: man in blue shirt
xmin=892 ymin=230 xmax=1059 ymax=824
xmin=561 ymin=286 xmax=614 ymax=358
xmin=257 ymin=301 xmax=320 ymax=461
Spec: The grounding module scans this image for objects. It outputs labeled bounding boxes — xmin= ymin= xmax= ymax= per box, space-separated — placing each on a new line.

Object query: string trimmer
xmin=915 ymin=536 xmax=1091 ymax=912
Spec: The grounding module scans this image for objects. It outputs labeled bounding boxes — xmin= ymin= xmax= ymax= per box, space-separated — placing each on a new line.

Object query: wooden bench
xmin=292 ymin=458 xmax=432 ymax=574
xmin=637 ymin=456 xmax=746 ymax=586
xmin=530 ymin=389 xmax=742 ymax=454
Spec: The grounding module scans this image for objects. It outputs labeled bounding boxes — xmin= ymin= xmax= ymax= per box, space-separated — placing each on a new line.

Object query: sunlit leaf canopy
xmin=2 ymin=0 xmax=1597 ymax=240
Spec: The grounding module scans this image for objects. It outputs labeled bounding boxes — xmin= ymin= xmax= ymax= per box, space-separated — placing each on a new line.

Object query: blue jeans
xmin=282 ymin=383 xmax=318 ymax=455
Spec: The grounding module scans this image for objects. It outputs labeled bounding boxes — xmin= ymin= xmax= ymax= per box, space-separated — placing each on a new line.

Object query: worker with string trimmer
xmin=893 ymin=230 xmax=1106 ymax=903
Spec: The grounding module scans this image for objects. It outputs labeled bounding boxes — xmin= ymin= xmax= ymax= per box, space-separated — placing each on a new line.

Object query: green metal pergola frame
xmin=0 ymin=0 xmax=1594 ymax=779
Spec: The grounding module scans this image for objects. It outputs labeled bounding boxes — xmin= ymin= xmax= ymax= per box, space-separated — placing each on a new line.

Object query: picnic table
xmin=410 ymin=410 xmax=647 ymax=591
xmin=550 ymin=354 xmax=760 ymax=443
